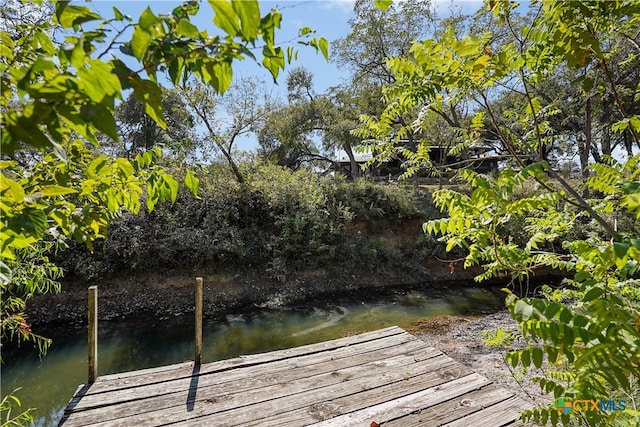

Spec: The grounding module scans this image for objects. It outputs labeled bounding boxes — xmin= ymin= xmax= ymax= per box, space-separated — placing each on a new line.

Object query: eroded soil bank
xmin=26 ymin=259 xmax=486 ymax=326
xmin=26 ymin=255 xmax=561 ymax=328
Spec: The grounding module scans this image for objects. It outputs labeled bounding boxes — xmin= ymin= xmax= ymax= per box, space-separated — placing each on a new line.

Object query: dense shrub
xmin=57 ymin=162 xmax=441 ymax=281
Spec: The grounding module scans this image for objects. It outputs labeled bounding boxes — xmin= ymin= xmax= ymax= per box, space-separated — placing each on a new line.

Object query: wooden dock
xmin=58 ymin=326 xmax=532 ymax=426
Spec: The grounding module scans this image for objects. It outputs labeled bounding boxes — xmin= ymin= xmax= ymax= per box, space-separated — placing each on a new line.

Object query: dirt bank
xmin=26 ymin=259 xmax=490 ymax=326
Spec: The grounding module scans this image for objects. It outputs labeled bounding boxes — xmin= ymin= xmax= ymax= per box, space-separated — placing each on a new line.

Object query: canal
xmin=1 ymin=285 xmax=506 ymax=427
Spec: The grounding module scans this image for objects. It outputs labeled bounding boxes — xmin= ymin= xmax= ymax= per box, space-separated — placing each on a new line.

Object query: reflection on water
xmin=1 ymin=285 xmax=505 ymax=427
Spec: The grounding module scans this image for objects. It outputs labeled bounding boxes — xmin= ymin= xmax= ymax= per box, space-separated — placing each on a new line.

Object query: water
xmin=1 ymin=285 xmax=506 ymax=427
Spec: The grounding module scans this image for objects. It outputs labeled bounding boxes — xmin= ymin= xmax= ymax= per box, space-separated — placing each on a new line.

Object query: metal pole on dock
xmin=195 ymin=277 xmax=203 ymax=365
xmin=88 ymin=285 xmax=98 ymax=383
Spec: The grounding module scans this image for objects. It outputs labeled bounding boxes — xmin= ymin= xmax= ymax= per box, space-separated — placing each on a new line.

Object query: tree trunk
xmin=343 ymin=143 xmax=360 ymax=179
xmin=223 ymin=149 xmax=245 ymax=184
xmin=600 ymin=95 xmax=613 ymax=158
xmin=580 ymin=97 xmax=592 ymax=180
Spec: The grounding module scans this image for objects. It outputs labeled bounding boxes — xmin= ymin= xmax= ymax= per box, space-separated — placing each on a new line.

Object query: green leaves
xmin=308 ymin=37 xmax=329 ymax=62
xmin=185 ymin=171 xmax=200 ymax=197
xmin=582 ymin=286 xmax=605 ymax=303
xmin=232 ymin=0 xmax=260 ymax=41
xmin=77 ymin=59 xmax=121 ymax=102
xmin=210 ymin=1 xmax=241 ymax=36
xmin=205 ymin=61 xmax=234 ymax=94
xmin=55 ymin=4 xmax=101 ymax=28
xmin=262 ymin=46 xmax=285 ymax=80
xmin=130 ymin=26 xmax=153 ymax=61
xmin=14 ymin=208 xmax=47 ymax=239
xmin=131 ymin=79 xmax=166 ymax=129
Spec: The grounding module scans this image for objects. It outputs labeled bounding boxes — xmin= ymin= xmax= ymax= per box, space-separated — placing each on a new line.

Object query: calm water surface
xmin=2 ymin=285 xmax=506 ymax=426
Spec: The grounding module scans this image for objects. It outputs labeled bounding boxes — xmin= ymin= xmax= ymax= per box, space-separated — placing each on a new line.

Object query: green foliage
xmin=0 ymin=388 xmax=33 ymax=427
xmin=59 ymin=164 xmax=429 ymax=281
xmin=482 ymin=328 xmax=516 ymax=349
xmin=424 ymin=163 xmax=579 ymax=281
xmin=1 ymin=242 xmax=62 ymax=358
xmin=105 ymin=87 xmax=196 ymax=159
xmin=423 ymin=154 xmax=640 ymax=425
xmin=357 ymin=0 xmax=640 ymax=186
xmin=0 ymin=144 xmax=188 ymax=263
xmin=1 ymin=0 xmax=330 ymax=340
xmin=1 ymin=0 xmax=300 ymax=269
xmin=362 ymin=1 xmax=640 ymax=424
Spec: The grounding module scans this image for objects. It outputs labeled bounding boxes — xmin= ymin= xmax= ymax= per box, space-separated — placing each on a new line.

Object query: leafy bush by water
xmin=58 ymin=163 xmax=440 ymax=281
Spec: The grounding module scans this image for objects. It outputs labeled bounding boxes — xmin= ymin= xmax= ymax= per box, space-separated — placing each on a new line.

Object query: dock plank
xmin=63 ymin=342 xmax=435 ymax=426
xmin=308 ymin=373 xmax=491 ymax=427
xmin=175 ymin=355 xmax=465 ymax=427
xmin=442 ymin=396 xmax=534 ymax=427
xmin=238 ymin=366 xmax=479 ymax=427
xmin=86 ymin=327 xmax=415 ymax=395
xmin=96 ymin=326 xmax=406 ymax=384
xmin=382 ymin=385 xmax=515 ymax=426
xmin=84 ymin=352 xmax=452 ymax=427
xmin=58 ymin=326 xmax=534 ymax=427
xmin=68 ymin=333 xmax=424 ymax=409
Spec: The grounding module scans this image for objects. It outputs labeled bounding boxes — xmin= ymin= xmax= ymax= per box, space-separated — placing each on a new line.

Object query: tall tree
xmin=185 ymin=77 xmax=278 ymax=183
xmin=257 ymin=67 xmax=370 ymax=177
xmin=257 ymin=68 xmax=333 ymax=171
xmin=332 ymin=0 xmax=437 ymax=175
xmin=333 ymin=0 xmax=434 ymax=86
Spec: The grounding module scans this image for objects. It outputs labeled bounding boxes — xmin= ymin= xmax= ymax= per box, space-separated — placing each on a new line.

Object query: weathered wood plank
xmin=175 ymin=356 xmax=470 ymax=426
xmin=243 ymin=368 xmax=483 ymax=427
xmin=66 ymin=332 xmax=425 ymax=410
xmin=59 ymin=326 xmax=536 ymax=427
xmin=62 ymin=340 xmax=434 ymax=426
xmin=307 ymin=373 xmax=492 ymax=427
xmin=382 ymin=385 xmax=515 ymax=427
xmin=73 ymin=350 xmax=447 ymax=427
xmin=94 ymin=361 xmax=194 ymax=383
xmin=441 ymin=396 xmax=533 ymax=427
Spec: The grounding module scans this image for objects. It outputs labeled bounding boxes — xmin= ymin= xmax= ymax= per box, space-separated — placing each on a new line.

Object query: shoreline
xmin=413 ymin=311 xmax=551 ymax=409
xmin=25 ymin=261 xmax=489 ymax=327
xmin=26 ymin=259 xmax=564 ymax=328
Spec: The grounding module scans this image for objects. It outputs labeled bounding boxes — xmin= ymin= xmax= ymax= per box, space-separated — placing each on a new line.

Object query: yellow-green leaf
xmin=176 ymin=20 xmax=200 ymax=38
xmin=262 ymin=46 xmax=284 ymax=80
xmin=0 ymin=176 xmax=25 ymax=203
xmin=232 ymin=0 xmax=260 ymax=41
xmin=130 ymin=26 xmax=153 ymax=61
xmin=38 ymin=185 xmax=77 ymax=197
xmin=209 ymin=1 xmax=240 ymax=36
xmin=318 ymin=37 xmax=329 ymax=62
xmin=185 ymin=171 xmax=200 ymax=197
xmin=373 ymin=0 xmax=392 ymax=10
xmin=131 ymin=79 xmax=166 ymax=129
xmin=55 ymin=4 xmax=101 ymax=28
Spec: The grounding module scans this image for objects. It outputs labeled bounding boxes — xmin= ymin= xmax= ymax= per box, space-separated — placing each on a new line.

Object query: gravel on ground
xmin=410 ymin=311 xmax=552 ymax=409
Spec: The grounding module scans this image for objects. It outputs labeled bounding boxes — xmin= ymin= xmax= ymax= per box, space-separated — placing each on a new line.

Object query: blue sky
xmin=88 ymin=0 xmax=486 ymax=93
xmin=87 ymin=0 xmax=486 ymax=151
xmin=87 ymin=1 xmax=357 ymax=93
